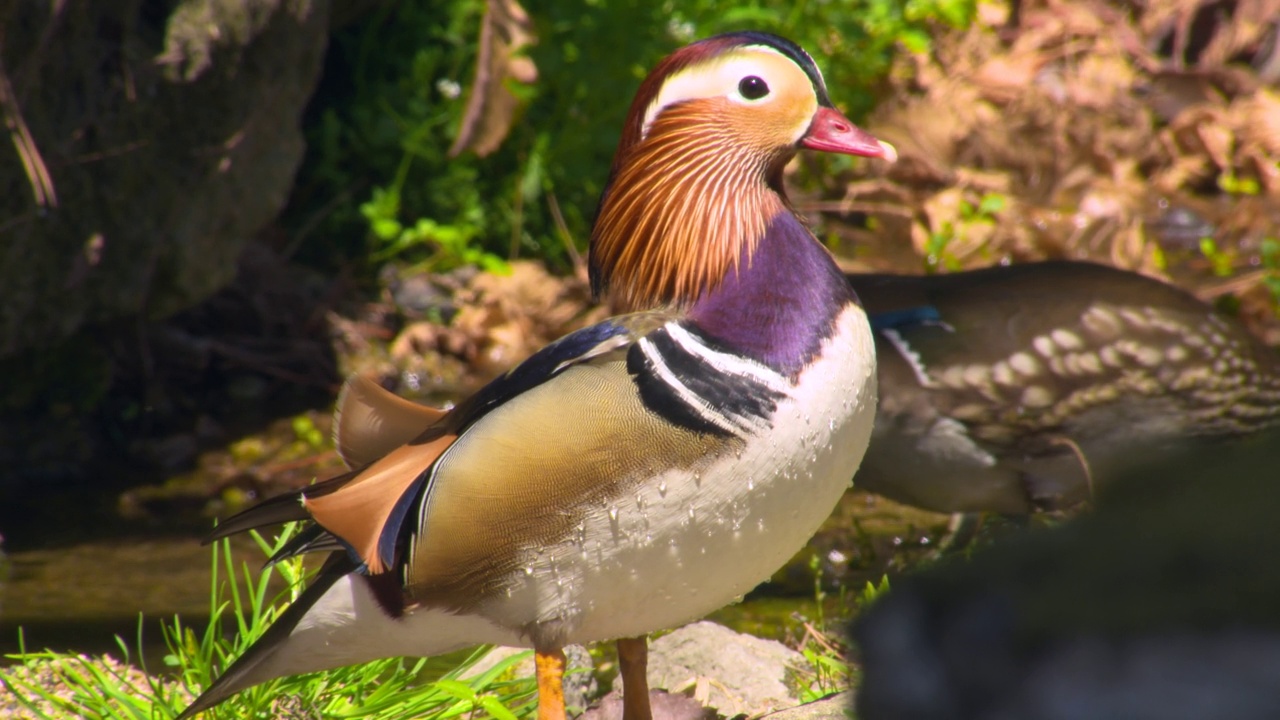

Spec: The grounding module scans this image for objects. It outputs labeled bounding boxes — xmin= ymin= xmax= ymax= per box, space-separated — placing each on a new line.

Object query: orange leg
xmin=536 ymin=648 xmax=568 ymax=720
xmin=617 ymin=636 xmax=653 ymax=720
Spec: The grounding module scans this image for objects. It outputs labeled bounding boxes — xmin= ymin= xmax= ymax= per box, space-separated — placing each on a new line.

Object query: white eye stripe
xmin=641 ymin=47 xmax=793 ymax=139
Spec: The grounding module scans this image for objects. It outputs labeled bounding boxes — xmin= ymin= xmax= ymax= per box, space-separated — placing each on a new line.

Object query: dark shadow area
xmin=0 ymin=617 xmax=180 ymax=669
xmin=0 ymin=242 xmax=343 ymax=553
xmin=853 ymin=430 xmax=1280 ymax=718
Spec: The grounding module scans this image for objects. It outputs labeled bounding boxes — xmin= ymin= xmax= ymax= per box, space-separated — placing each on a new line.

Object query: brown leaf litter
xmin=369 ymin=260 xmax=604 ymax=399
xmin=826 ymin=0 xmax=1280 ymax=341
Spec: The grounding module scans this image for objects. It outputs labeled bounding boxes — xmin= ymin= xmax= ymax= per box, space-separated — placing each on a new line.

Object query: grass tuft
xmin=1 ymin=524 xmax=537 ymax=719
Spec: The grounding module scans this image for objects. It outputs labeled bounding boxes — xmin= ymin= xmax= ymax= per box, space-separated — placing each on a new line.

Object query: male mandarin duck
xmin=848 ymin=261 xmax=1280 ymax=514
xmin=177 ymin=32 xmax=895 ymax=720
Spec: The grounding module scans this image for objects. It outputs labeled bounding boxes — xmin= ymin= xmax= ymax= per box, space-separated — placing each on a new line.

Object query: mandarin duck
xmin=848 ymin=261 xmax=1280 ymax=514
xmin=177 ymin=32 xmax=894 ymax=720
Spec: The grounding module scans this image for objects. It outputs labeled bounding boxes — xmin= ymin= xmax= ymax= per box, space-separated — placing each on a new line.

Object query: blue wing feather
xmin=870 ymin=305 xmax=946 ymax=333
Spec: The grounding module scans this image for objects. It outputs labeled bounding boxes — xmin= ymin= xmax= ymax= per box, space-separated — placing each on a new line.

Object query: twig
xmin=1200 ymin=269 xmax=1268 ymax=298
xmin=800 ymin=200 xmax=915 ymax=218
xmin=206 ymin=339 xmax=340 ymax=391
xmin=71 ymin=140 xmax=149 ymax=166
xmin=547 ymin=190 xmax=585 ymax=275
xmin=0 ymin=51 xmax=57 ymax=208
xmin=800 ymin=621 xmax=843 ymax=657
xmin=1047 ymin=435 xmax=1094 ymax=503
xmin=283 ymin=181 xmax=365 ymax=260
xmin=509 ymin=166 xmax=524 ymax=260
xmin=259 ymin=449 xmax=341 ymax=477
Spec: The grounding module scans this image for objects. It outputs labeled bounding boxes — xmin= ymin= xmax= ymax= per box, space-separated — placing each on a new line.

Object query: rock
xmin=0 ymin=0 xmax=329 ymax=358
xmin=581 ymin=690 xmax=714 ymax=720
xmin=760 ymin=693 xmax=851 ymax=720
xmin=647 ymin=621 xmax=808 ymax=718
xmin=134 ymin=433 xmax=200 ymax=474
xmin=853 ymin=429 xmax=1280 ymax=719
xmin=0 ymin=238 xmax=339 ymax=492
xmin=381 ymin=264 xmax=458 ymax=321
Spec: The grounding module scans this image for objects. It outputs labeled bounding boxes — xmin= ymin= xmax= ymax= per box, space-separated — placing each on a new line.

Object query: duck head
xmin=590 ymin=31 xmax=896 ymax=313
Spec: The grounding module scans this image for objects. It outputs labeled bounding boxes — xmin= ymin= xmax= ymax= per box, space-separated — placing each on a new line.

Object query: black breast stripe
xmin=627 ymin=324 xmax=787 ymax=437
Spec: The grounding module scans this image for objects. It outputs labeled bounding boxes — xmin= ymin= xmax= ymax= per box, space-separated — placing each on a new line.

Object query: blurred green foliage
xmin=1198 ymin=236 xmax=1236 ymax=278
xmin=286 ymin=0 xmax=975 ymax=275
xmin=1258 ymin=237 xmax=1280 ymax=309
xmin=924 ymin=191 xmax=1005 ymax=273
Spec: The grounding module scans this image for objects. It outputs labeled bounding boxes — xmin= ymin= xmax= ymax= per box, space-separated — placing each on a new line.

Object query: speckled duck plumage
xmin=850 ymin=260 xmax=1280 ymax=514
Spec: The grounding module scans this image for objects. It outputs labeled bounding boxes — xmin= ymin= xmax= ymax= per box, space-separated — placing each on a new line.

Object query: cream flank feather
xmin=333 ymin=375 xmax=446 ymax=468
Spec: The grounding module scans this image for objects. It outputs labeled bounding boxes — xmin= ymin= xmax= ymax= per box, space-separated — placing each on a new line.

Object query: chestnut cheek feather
xmin=800 ymin=106 xmax=898 ymax=161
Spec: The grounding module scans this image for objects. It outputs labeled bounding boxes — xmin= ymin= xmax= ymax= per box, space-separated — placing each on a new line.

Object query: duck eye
xmin=738 ymin=76 xmax=770 ymax=101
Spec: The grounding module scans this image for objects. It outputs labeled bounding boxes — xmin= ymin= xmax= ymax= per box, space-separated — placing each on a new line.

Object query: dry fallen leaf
xmin=448 ymin=0 xmax=538 ymax=158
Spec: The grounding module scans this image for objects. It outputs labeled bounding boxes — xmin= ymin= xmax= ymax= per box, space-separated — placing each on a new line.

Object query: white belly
xmin=486 ymin=305 xmax=877 ymax=645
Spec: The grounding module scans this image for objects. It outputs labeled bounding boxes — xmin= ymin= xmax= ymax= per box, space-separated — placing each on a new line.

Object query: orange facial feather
xmin=334 ymin=374 xmax=448 ymax=469
xmin=590 ymin=100 xmax=789 ymax=313
xmin=610 ymin=37 xmax=750 ymax=168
